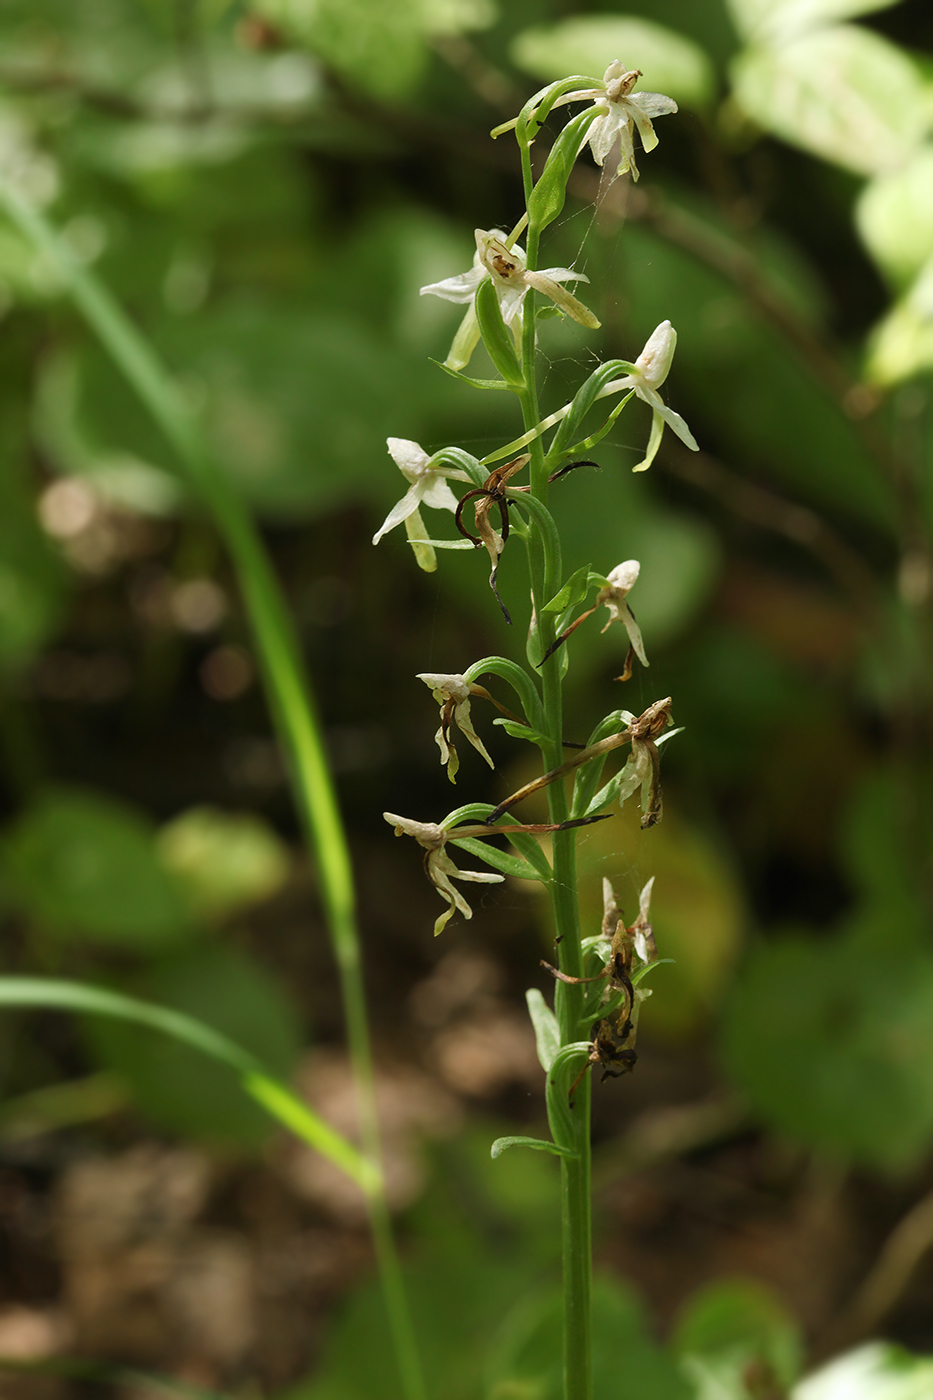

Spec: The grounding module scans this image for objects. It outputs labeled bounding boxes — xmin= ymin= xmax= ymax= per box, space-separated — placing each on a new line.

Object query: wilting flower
xmin=372 ymin=438 xmax=470 ymax=573
xmin=538 ymin=557 xmax=648 ymax=677
xmin=552 ymin=62 xmax=678 ymax=184
xmin=416 ymin=673 xmax=494 ymax=783
xmin=384 ymin=813 xmax=505 ymax=936
xmin=597 ymin=561 xmax=648 ymax=675
xmin=454 ymin=455 xmax=529 ymax=623
xmin=615 ymin=697 xmax=673 ymax=827
xmin=600 ymin=321 xmax=697 ymax=471
xmin=485 ymin=697 xmax=673 ymax=828
xmin=421 ymin=228 xmax=598 ymax=371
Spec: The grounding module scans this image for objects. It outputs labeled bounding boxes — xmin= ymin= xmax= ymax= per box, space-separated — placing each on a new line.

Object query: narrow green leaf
xmin=449 ymin=836 xmax=548 ymax=882
xmin=493 ymin=718 xmax=550 ymax=745
xmin=528 ymin=108 xmax=601 ymax=233
xmin=431 ymin=358 xmax=511 ymax=392
xmin=526 ymin=988 xmax=560 ymax=1071
xmin=0 ymin=976 xmax=371 ymax=1188
xmin=545 ymin=1042 xmax=592 ymax=1151
xmin=490 ymin=1134 xmax=579 ymax=1160
xmin=464 ymin=654 xmax=546 ymax=731
xmin=475 ymin=276 xmax=524 ymax=387
xmin=543 ymin=563 xmax=593 ymax=614
xmin=406 ymin=536 xmax=477 ymax=551
xmin=546 ymin=360 xmax=629 ymax=463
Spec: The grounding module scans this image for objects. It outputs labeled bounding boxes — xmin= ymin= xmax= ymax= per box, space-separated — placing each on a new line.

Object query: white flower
xmin=420 ymin=228 xmax=598 ymax=371
xmin=384 ymin=813 xmax=504 ymax=936
xmin=372 ymin=438 xmax=469 ymax=573
xmin=599 ymin=321 xmax=698 ymax=471
xmin=597 ymin=561 xmax=648 ymax=672
xmin=416 ymin=672 xmax=494 ymax=784
xmin=554 ymin=62 xmax=678 ymax=184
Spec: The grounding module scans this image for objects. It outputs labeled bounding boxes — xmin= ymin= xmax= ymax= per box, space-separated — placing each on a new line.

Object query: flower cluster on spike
xmin=374 ymin=61 xmax=694 ymax=951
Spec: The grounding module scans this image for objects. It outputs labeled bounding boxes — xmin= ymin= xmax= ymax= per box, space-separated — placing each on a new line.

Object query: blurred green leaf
xmin=673 ymin=1278 xmax=802 ymax=1396
xmin=511 ymin=16 xmax=716 ymax=109
xmin=795 ymin=1343 xmax=933 ymax=1400
xmin=35 ymin=349 xmax=183 ymax=515
xmin=722 ymin=935 xmax=933 ymax=1166
xmin=857 ymin=147 xmax=933 ymax=287
xmin=3 ymin=787 xmax=191 ymax=948
xmin=157 ymin=806 xmax=291 ymax=922
xmin=87 ymin=945 xmax=303 ymax=1147
xmin=487 ymin=1275 xmax=691 ymax=1400
xmin=864 ymin=256 xmax=933 ymax=385
xmin=731 ymin=26 xmax=928 ymax=177
xmin=726 ymin=0 xmax=904 ymax=46
xmin=253 ymin=0 xmax=494 ymax=101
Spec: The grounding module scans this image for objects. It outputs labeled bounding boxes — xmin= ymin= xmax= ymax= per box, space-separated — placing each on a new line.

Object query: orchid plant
xmin=374 ymin=65 xmax=696 ymax=1400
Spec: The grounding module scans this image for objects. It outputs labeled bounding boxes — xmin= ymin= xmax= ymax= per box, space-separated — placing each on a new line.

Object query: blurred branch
xmin=592 ymin=1093 xmax=750 ymax=1190
xmin=814 ymin=1185 xmax=933 ymax=1361
xmin=662 ymin=443 xmax=882 ymax=617
xmin=0 ymin=1071 xmax=127 ymax=1141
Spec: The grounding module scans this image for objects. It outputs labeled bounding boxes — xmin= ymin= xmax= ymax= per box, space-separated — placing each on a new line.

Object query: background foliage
xmin=1 ymin=0 xmax=933 ymax=1396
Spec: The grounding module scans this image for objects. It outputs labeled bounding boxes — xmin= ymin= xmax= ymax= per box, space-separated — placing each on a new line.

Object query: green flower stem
xmin=520 ymin=172 xmax=593 ymax=1400
xmin=0 ymin=179 xmax=425 ymax=1400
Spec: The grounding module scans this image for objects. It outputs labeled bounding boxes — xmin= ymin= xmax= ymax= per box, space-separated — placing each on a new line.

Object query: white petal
xmin=632 ymin=92 xmax=678 ymax=119
xmin=587 ymin=112 xmax=622 ymax=167
xmin=537 ymin=265 xmax=589 ymax=285
xmin=372 ymin=482 xmax=424 ymax=544
xmin=416 ymin=672 xmax=470 ymax=701
xmin=405 ymin=509 xmax=437 ymax=573
xmin=636 ymin=321 xmax=677 ymax=388
xmin=446 ymin=304 xmax=481 ymax=372
xmin=621 ymin=603 xmax=648 ymax=666
xmin=387 ymin=437 xmax=430 ymax=477
xmin=656 ymin=402 xmax=697 ymax=450
xmin=624 ymin=100 xmax=659 ymax=154
xmin=420 ymin=477 xmax=460 ymax=512
xmin=420 ymin=266 xmax=485 ymax=304
xmin=631 ymin=409 xmax=665 ymax=473
xmin=607 ymin=560 xmax=640 ymax=592
xmin=497 ymin=282 xmax=528 ymax=326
